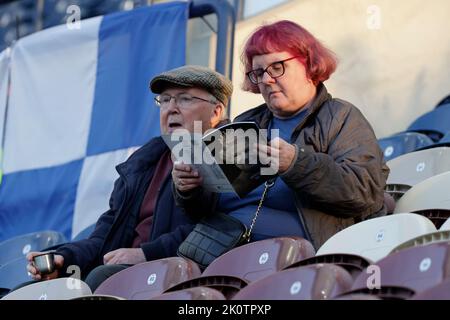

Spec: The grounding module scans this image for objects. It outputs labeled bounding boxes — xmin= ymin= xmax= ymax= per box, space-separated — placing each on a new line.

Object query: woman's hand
xmin=26 ymin=251 xmax=64 ymax=281
xmin=258 ymin=137 xmax=296 ymax=174
xmin=172 ymin=161 xmax=203 ymax=192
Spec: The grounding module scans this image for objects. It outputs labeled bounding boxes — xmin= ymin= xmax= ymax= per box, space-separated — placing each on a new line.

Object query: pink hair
xmin=241 ymin=20 xmax=338 ymax=92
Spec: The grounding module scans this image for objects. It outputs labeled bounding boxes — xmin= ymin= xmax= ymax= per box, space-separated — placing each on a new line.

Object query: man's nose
xmin=166 ymin=97 xmax=179 ymax=111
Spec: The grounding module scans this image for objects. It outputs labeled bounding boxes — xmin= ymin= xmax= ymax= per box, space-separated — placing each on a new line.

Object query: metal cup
xmin=33 ymin=252 xmax=55 ymax=275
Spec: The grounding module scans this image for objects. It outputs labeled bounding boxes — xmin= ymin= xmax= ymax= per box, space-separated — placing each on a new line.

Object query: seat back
xmin=378 ymin=132 xmax=434 ymax=161
xmin=390 ymin=230 xmax=450 ymax=254
xmin=72 ymin=223 xmax=96 ymax=241
xmin=151 ymin=287 xmax=225 ymax=300
xmin=202 ymin=237 xmax=315 ymax=282
xmin=0 ymin=257 xmax=32 ymax=291
xmin=0 ymin=231 xmax=66 ymax=265
xmin=316 ymin=213 xmax=436 ymax=262
xmin=351 ymin=242 xmax=450 ymax=294
xmin=94 ymin=257 xmax=201 ymax=300
xmin=394 ymin=171 xmax=450 ymax=214
xmin=386 ymin=147 xmax=450 ymax=187
xmin=407 ymin=104 xmax=450 ymax=141
xmin=440 ymin=218 xmax=450 ymax=230
xmin=232 ymin=264 xmax=353 ymax=300
xmin=286 ymin=253 xmax=371 ymax=279
xmin=411 ymin=278 xmax=450 ymax=299
xmin=1 ymin=278 xmax=91 ymax=300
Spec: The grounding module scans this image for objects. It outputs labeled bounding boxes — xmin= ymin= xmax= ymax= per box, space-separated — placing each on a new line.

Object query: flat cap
xmin=150 ymin=65 xmax=233 ymax=106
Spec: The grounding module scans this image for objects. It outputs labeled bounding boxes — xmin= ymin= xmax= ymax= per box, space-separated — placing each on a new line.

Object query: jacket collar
xmin=116 ymin=136 xmax=168 ymax=177
xmin=235 ymin=83 xmax=331 ymax=130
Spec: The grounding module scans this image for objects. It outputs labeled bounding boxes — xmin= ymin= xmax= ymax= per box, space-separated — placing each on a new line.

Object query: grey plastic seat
xmin=165 ymin=237 xmax=315 ymax=299
xmin=232 ymin=264 xmax=353 ymax=300
xmin=0 ymin=257 xmax=32 ymax=291
xmin=94 ymin=257 xmax=201 ymax=300
xmin=351 ymin=242 xmax=450 ymax=296
xmin=151 ymin=287 xmax=226 ymax=300
xmin=386 ymin=147 xmax=450 ymax=201
xmin=316 ymin=213 xmax=436 ymax=262
xmin=1 ymin=278 xmax=91 ymax=300
xmin=394 ymin=172 xmax=450 ymax=228
xmin=390 ymin=230 xmax=450 ymax=254
xmin=0 ymin=231 xmax=66 ymax=265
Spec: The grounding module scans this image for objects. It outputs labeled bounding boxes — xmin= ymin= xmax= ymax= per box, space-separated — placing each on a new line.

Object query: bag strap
xmin=243 ymin=178 xmax=276 ymax=242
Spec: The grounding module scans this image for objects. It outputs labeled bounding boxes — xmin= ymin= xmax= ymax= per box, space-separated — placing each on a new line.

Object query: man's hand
xmin=103 ymin=248 xmax=146 ymax=265
xmin=26 ymin=251 xmax=64 ymax=281
xmin=172 ymin=161 xmax=203 ymax=193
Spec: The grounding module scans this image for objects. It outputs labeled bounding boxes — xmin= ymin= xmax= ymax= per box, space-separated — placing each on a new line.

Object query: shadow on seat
xmin=94 ymin=257 xmax=201 ymax=300
xmin=164 ymin=237 xmax=315 ymax=299
xmin=0 ymin=231 xmax=66 ymax=265
xmin=316 ymin=213 xmax=436 ymax=262
xmin=351 ymin=242 xmax=450 ymax=296
xmin=232 ymin=264 xmax=353 ymax=300
xmin=285 ymin=253 xmax=372 ymax=280
xmin=151 ymin=287 xmax=225 ymax=300
xmin=1 ymin=278 xmax=91 ymax=300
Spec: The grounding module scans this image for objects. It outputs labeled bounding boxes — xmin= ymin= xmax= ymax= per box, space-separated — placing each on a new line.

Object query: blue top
xmin=217 ymin=108 xmax=309 ymax=241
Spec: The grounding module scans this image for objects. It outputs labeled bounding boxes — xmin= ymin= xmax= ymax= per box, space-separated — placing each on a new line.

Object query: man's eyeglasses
xmin=154 ymin=93 xmax=216 ymax=109
xmin=246 ymin=56 xmax=301 ymax=85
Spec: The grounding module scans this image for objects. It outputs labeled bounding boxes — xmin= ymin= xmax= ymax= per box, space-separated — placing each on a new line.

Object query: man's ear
xmin=211 ymin=103 xmax=225 ymax=127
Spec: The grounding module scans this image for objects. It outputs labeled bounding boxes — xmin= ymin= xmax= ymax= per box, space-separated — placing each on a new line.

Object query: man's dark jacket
xmin=56 ymin=137 xmax=195 ymax=277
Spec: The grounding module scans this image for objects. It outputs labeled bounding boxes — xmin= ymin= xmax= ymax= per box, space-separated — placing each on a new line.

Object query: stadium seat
xmin=0 ymin=257 xmax=32 ymax=291
xmin=394 ymin=172 xmax=450 ymax=228
xmin=407 ymin=104 xmax=450 ymax=142
xmin=390 ymin=230 xmax=450 ymax=254
xmin=411 ymin=278 xmax=450 ymax=299
xmin=351 ymin=242 xmax=450 ymax=295
xmin=164 ymin=237 xmax=315 ymax=298
xmin=151 ymin=287 xmax=226 ymax=300
xmin=1 ymin=278 xmax=91 ymax=300
xmin=378 ymin=132 xmax=434 ymax=162
xmin=0 ymin=231 xmax=66 ymax=266
xmin=386 ymin=147 xmax=450 ymax=193
xmin=333 ymin=293 xmax=381 ymax=300
xmin=439 ymin=218 xmax=450 ymax=230
xmin=316 ymin=213 xmax=436 ymax=262
xmin=72 ymin=223 xmax=96 ymax=241
xmin=94 ymin=257 xmax=201 ymax=300
xmin=285 ymin=253 xmax=371 ymax=279
xmin=339 ymin=286 xmax=415 ymax=300
xmin=232 ymin=264 xmax=353 ymax=300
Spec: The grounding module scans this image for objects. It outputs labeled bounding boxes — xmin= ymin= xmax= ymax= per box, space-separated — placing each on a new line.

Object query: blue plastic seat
xmin=378 ymin=132 xmax=434 ymax=161
xmin=0 ymin=231 xmax=66 ymax=266
xmin=0 ymin=257 xmax=32 ymax=291
xmin=72 ymin=223 xmax=96 ymax=241
xmin=435 ymin=95 xmax=450 ymax=108
xmin=407 ymin=104 xmax=450 ymax=142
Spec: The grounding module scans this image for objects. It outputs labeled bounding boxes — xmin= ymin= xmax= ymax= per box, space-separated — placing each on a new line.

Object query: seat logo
xmin=39 ymin=293 xmax=48 ymax=300
xmin=375 ymin=229 xmax=385 ymax=242
xmin=22 ymin=244 xmax=31 ymax=255
xmin=416 ymin=162 xmax=425 ymax=172
xmin=419 ymin=258 xmax=432 ymax=272
xmin=290 ymin=281 xmax=302 ymax=295
xmin=384 ymin=146 xmax=394 ymax=157
xmin=147 ymin=273 xmax=157 ymax=285
xmin=259 ymin=252 xmax=269 ymax=265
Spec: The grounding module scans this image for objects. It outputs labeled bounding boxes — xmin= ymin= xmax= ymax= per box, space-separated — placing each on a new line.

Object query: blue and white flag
xmin=0 ymin=2 xmax=188 ymax=241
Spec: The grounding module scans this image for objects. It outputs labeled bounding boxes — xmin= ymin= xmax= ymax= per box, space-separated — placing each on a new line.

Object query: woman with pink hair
xmin=174 ymin=20 xmax=389 ymax=251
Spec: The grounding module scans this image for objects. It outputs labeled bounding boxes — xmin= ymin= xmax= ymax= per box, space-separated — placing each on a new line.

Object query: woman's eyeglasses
xmin=246 ymin=56 xmax=301 ymax=85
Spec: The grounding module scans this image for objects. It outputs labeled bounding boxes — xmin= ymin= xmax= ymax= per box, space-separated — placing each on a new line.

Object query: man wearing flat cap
xmin=25 ymin=65 xmax=232 ymax=291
